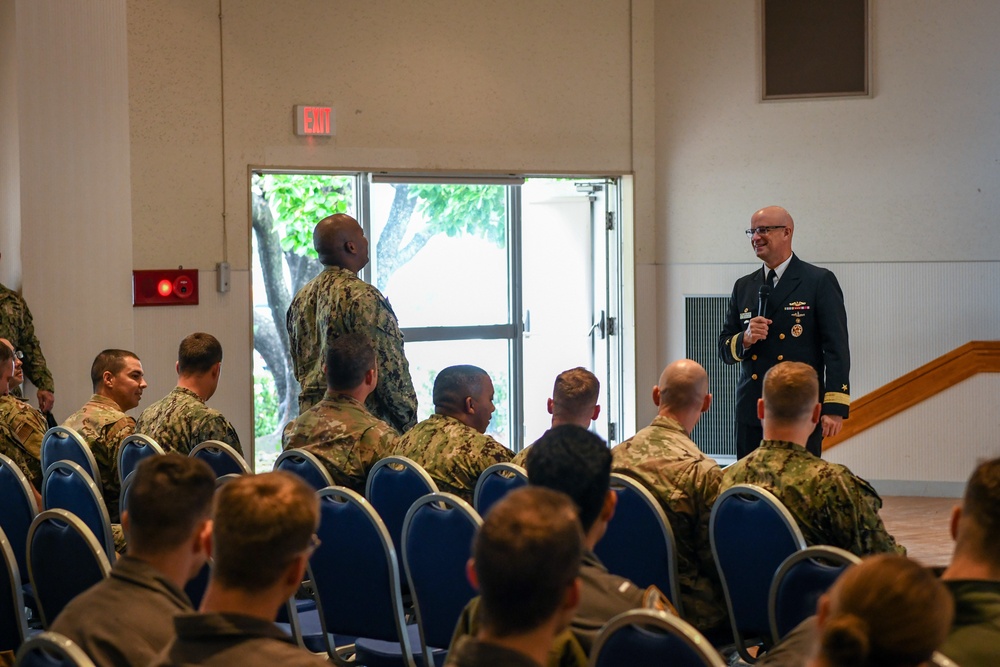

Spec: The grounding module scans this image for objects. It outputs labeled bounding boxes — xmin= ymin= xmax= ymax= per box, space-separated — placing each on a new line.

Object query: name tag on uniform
xmin=740 ymin=312 xmax=753 ymax=320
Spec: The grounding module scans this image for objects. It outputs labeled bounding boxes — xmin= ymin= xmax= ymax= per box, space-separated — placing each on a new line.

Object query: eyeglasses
xmin=13 ymin=351 xmax=22 ymax=360
xmin=745 ymin=225 xmax=787 ymax=238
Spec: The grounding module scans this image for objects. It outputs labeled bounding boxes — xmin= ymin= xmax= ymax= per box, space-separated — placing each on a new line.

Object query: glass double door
xmin=250 ymin=172 xmax=625 ymax=465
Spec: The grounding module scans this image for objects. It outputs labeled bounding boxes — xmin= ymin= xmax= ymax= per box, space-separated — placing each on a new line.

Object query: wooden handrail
xmin=823 ymin=341 xmax=1000 ymax=450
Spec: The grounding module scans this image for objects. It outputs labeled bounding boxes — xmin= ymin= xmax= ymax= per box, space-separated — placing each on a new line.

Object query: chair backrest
xmin=119 ymin=470 xmax=136 ymax=518
xmin=308 ymin=487 xmax=415 ymax=667
xmin=0 ymin=526 xmax=28 ymax=652
xmin=402 ymin=493 xmax=483 ymax=665
xmin=189 ymin=440 xmax=251 ymax=477
xmin=589 ymin=609 xmax=726 ymax=667
xmin=15 ymin=631 xmax=98 ymax=667
xmin=769 ymin=545 xmax=860 ymax=643
xmin=41 ymin=461 xmax=115 ymax=561
xmin=710 ymin=484 xmax=806 ymax=663
xmin=594 ymin=473 xmax=684 ymax=615
xmin=41 ymin=427 xmax=101 ymax=491
xmin=472 ymin=462 xmax=527 ymax=517
xmin=116 ymin=433 xmax=163 ymax=484
xmin=365 ymin=456 xmax=438 ymax=557
xmin=274 ymin=449 xmax=335 ymax=491
xmin=26 ymin=509 xmax=112 ymax=629
xmin=0 ymin=453 xmax=39 ymax=586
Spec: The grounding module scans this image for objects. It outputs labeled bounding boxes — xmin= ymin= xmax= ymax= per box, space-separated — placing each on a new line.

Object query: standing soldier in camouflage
xmin=136 ymin=333 xmax=242 ymax=455
xmin=719 ymin=361 xmax=904 ymax=556
xmin=282 ymin=333 xmax=397 ymax=493
xmin=286 ymin=213 xmax=417 ymax=433
xmin=398 ymin=365 xmax=511 ymax=503
xmin=0 ymin=258 xmax=54 ymax=413
xmin=610 ymin=359 xmax=729 ymax=642
xmin=64 ymin=349 xmax=148 ymax=523
xmin=0 ymin=338 xmax=47 ymax=466
xmin=0 ymin=342 xmax=41 ymax=499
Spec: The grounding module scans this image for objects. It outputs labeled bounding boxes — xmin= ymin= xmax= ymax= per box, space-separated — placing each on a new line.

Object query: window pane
xmin=405 ymin=338 xmax=513 ymax=449
xmin=369 ymin=182 xmax=510 ymax=328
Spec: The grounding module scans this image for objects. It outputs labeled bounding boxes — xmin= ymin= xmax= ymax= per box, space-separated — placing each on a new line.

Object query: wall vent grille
xmin=685 ymin=296 xmax=738 ymax=458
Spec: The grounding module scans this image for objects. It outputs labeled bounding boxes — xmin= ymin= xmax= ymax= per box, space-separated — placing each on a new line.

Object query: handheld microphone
xmin=758 ymin=284 xmax=770 ymax=318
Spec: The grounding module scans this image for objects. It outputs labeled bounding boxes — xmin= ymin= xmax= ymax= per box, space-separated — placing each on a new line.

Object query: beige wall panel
xmin=0 ymin=0 xmax=20 ymax=289
xmin=655 ymin=1 xmax=1000 ymax=265
xmin=17 ymin=0 xmax=135 ymax=414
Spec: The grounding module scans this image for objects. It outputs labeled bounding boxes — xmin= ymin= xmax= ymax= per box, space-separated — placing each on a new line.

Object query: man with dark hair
xmin=155 ymin=472 xmax=324 ymax=666
xmin=0 ymin=342 xmax=41 ymax=496
xmin=512 ymin=367 xmax=601 ymax=466
xmin=398 ymin=364 xmax=511 ymax=502
xmin=137 ymin=333 xmax=242 ymax=455
xmin=287 ymin=213 xmax=417 ymax=432
xmin=51 ymin=454 xmax=215 ymax=667
xmin=447 ymin=486 xmax=583 ymax=667
xmin=64 ymin=348 xmax=148 ymax=522
xmin=719 ymin=361 xmax=902 ymax=556
xmin=282 ymin=332 xmax=397 ymax=492
xmin=938 ymin=457 xmax=1000 ymax=665
xmin=610 ymin=359 xmax=727 ymax=639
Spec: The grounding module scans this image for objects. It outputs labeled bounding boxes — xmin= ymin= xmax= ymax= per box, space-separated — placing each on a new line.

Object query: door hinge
xmin=607 ymin=316 xmax=617 ymax=336
xmin=606 ymin=211 xmax=615 ymax=231
xmin=608 ymin=422 xmax=617 ymax=441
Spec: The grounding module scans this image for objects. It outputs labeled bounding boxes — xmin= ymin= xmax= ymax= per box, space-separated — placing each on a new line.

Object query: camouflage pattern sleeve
xmin=98 ymin=417 xmax=134 ymax=523
xmin=837 ymin=473 xmax=906 ymax=556
xmin=364 ymin=301 xmax=417 ymax=433
xmin=0 ymin=423 xmax=42 ymax=488
xmin=0 ymin=287 xmax=53 ymax=392
xmin=201 ymin=413 xmax=242 ymax=455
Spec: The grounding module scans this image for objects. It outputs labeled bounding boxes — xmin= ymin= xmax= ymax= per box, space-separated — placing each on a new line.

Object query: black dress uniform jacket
xmin=718 ymin=254 xmax=851 ymax=426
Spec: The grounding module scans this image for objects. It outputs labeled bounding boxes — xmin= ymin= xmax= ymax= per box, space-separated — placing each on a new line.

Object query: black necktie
xmin=767 ymin=269 xmax=777 ymax=288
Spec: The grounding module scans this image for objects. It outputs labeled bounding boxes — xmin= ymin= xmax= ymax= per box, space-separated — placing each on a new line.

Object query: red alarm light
xmin=133 ymin=270 xmax=200 ymax=307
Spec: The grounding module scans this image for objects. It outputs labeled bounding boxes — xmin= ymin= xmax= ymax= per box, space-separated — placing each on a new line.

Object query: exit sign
xmin=294 ymin=105 xmax=334 ymax=136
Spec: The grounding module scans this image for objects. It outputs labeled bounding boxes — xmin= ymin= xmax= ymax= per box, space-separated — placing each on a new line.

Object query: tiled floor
xmin=879 ymin=495 xmax=958 ymax=569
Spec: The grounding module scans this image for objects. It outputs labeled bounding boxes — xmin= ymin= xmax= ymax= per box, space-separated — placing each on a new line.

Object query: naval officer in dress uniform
xmin=718 ymin=205 xmax=850 ymax=458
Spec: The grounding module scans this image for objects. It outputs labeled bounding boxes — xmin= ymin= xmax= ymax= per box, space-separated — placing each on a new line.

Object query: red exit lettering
xmin=304 ymin=107 xmax=330 ymax=135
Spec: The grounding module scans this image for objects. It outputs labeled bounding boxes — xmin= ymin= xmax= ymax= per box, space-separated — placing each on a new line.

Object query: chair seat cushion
xmin=354 ymin=624 xmax=447 ymax=667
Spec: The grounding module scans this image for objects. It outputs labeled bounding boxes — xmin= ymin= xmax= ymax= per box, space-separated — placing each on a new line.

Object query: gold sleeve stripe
xmin=729 ymin=335 xmax=743 ymax=362
xmin=824 ymin=391 xmax=851 ymax=406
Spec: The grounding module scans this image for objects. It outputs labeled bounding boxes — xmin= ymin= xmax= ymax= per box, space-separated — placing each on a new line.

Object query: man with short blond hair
xmin=64 ymin=349 xmax=148 ymax=522
xmin=720 ymin=361 xmax=902 ymax=557
xmin=611 ymin=359 xmax=727 ymax=641
xmin=155 ymin=472 xmax=324 ymax=666
xmin=137 ymin=333 xmax=242 ymax=455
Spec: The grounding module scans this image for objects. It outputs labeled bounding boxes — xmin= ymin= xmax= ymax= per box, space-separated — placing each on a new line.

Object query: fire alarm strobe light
xmin=133 ymin=269 xmax=200 ymax=307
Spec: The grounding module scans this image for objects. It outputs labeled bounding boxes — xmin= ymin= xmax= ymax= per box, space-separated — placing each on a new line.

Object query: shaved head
xmin=313 ymin=213 xmax=369 ymax=272
xmin=657 ymin=359 xmax=709 ymax=412
xmin=749 ymin=205 xmax=795 ymax=268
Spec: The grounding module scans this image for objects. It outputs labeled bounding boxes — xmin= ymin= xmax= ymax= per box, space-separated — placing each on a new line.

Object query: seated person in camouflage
xmin=447 ymin=487 xmax=584 ymax=667
xmin=64 ymin=349 xmax=148 ymax=523
xmin=0 ymin=338 xmax=45 ymax=479
xmin=281 ymin=333 xmax=397 ymax=492
xmin=397 ymin=365 xmax=511 ymax=503
xmin=720 ymin=361 xmax=904 ymax=556
xmin=0 ymin=342 xmax=41 ymax=499
xmin=136 ymin=333 xmax=242 ymax=455
xmin=512 ymin=367 xmax=601 ymax=466
xmin=51 ymin=454 xmax=215 ymax=667
xmin=609 ymin=359 xmax=728 ymax=641
xmin=459 ymin=425 xmax=675 ymax=661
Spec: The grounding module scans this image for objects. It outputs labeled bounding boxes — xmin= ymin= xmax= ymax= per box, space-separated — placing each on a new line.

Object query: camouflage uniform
xmin=286 ymin=266 xmax=417 ymax=433
xmin=0 ymin=394 xmax=46 ymax=461
xmin=397 ymin=413 xmax=512 ymax=503
xmin=610 ymin=415 xmax=728 ymax=634
xmin=510 ymin=444 xmax=530 ymax=467
xmin=136 ymin=386 xmax=242 ymax=455
xmin=64 ymin=394 xmax=133 ymax=523
xmin=281 ymin=392 xmax=398 ymax=493
xmin=0 ymin=421 xmax=42 ymax=488
xmin=719 ymin=439 xmax=905 ymax=556
xmin=0 ymin=283 xmax=54 ymax=395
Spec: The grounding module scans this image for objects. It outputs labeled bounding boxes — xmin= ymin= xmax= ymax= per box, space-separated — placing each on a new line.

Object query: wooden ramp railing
xmin=824 ymin=341 xmax=1000 ymax=451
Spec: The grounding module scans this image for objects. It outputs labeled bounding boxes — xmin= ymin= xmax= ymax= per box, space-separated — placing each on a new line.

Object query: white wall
xmin=655 ymin=1 xmax=1000 ymax=491
xmin=0 ymin=0 xmax=20 ymax=290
